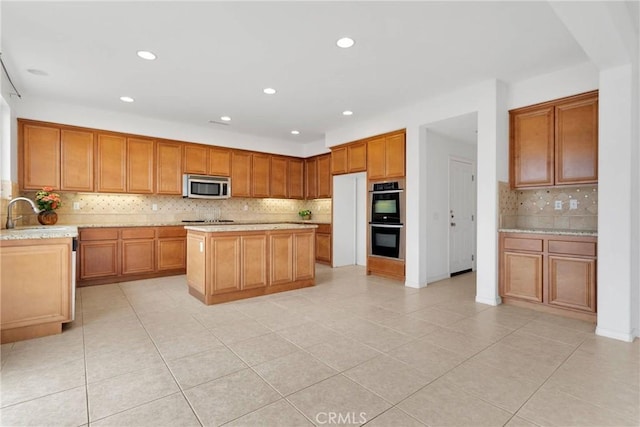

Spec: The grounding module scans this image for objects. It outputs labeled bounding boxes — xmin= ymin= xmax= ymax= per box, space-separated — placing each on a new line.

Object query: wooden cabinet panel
xmin=367 ymin=256 xmax=405 ymax=280
xmin=252 ymin=153 xmax=271 ymax=197
xmin=79 ymin=228 xmax=119 ymax=241
xmin=270 ymin=233 xmax=294 ymax=285
xmin=127 ymin=137 xmax=155 ymax=194
xmin=503 ymin=237 xmax=543 ymax=252
xmin=510 ymin=106 xmax=554 ymax=188
xmin=96 ymin=134 xmax=127 ymax=193
xmin=79 ymin=240 xmax=118 ymax=280
xmin=122 ymin=239 xmax=155 ymax=275
xmin=288 ymin=158 xmax=305 ymax=199
xmin=121 ymin=228 xmax=155 ymax=239
xmin=555 ymin=95 xmax=598 ymax=185
xmin=349 ymin=142 xmax=367 ymax=173
xmin=1 ymin=239 xmax=71 ymax=341
xmin=270 ymin=156 xmax=288 ymax=198
xmin=317 ymin=154 xmax=332 ymax=198
xmin=157 ymin=238 xmax=186 ymax=271
xmin=242 ymin=235 xmax=268 ymax=289
xmin=61 ymin=129 xmax=94 ymax=191
xmin=331 ymin=147 xmax=348 ymax=175
xmin=305 ymin=157 xmax=317 ymax=199
xmin=156 ymin=141 xmax=183 ymax=195
xmin=231 ymin=151 xmax=252 ymax=197
xmin=294 ymin=231 xmax=315 ymax=281
xmin=367 ymin=137 xmax=386 ymax=180
xmin=316 ymin=233 xmax=331 ymax=264
xmin=385 ymin=133 xmax=405 ymax=178
xmin=187 ymin=234 xmax=206 ymax=295
xmin=549 ymin=256 xmax=596 ymax=312
xmin=548 ymin=240 xmax=596 ymax=257
xmin=209 ymin=236 xmax=242 ymax=294
xmin=184 ymin=144 xmax=209 ymax=175
xmin=209 ymin=147 xmax=231 ymax=176
xmin=21 ymin=123 xmax=60 ymax=190
xmin=502 ymin=251 xmax=543 ymax=303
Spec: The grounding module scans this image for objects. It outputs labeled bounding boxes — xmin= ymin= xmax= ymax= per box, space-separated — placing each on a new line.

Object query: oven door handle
xmin=369 ymin=189 xmax=403 ymax=194
xmin=369 ymin=223 xmax=404 ymax=228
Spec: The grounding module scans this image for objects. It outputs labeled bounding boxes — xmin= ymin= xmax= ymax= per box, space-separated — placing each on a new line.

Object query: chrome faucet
xmin=5 ymin=197 xmax=40 ymax=229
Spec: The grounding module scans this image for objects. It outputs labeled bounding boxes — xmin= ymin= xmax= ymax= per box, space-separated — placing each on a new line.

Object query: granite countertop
xmin=71 ymin=219 xmax=331 ymax=228
xmin=0 ymin=225 xmax=79 ymax=241
xmin=499 ymin=228 xmax=598 ymax=237
xmin=185 ymin=223 xmax=318 ymax=233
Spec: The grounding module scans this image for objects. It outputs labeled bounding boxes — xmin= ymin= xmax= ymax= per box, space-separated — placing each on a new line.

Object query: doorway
xmin=332 ymin=172 xmax=367 ymax=267
xmin=449 ymin=158 xmax=476 ymax=275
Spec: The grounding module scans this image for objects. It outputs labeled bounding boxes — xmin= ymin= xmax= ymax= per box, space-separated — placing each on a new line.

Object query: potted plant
xmin=35 ymin=187 xmax=62 ymax=225
xmin=298 ymin=209 xmax=312 ymax=220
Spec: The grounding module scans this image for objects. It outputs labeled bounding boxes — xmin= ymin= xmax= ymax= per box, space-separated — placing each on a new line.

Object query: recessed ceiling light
xmin=263 ymin=88 xmax=276 ymax=95
xmin=291 ymin=130 xmax=300 ymax=135
xmin=136 ymin=50 xmax=157 ymax=60
xmin=120 ymin=96 xmax=134 ymax=103
xmin=336 ymin=37 xmax=355 ymax=48
xmin=342 ymin=110 xmax=353 ymax=116
xmin=220 ymin=116 xmax=231 ymax=121
xmin=27 ymin=69 xmax=48 ymax=76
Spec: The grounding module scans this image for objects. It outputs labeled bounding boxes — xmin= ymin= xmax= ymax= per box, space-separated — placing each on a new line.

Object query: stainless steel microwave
xmin=182 ymin=175 xmax=231 ymax=199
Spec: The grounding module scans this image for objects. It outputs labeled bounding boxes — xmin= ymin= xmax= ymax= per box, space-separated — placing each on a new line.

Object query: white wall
xmin=425 ymin=130 xmax=477 ymax=283
xmin=332 ymin=172 xmax=367 ymax=267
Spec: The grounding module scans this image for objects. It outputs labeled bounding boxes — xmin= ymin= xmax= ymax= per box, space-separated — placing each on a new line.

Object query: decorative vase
xmin=301 ymin=214 xmax=311 ymax=221
xmin=37 ymin=210 xmax=58 ymax=225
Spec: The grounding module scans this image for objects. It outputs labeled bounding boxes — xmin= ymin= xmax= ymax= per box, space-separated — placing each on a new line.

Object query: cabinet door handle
xmin=451 ymin=222 xmax=456 ymax=226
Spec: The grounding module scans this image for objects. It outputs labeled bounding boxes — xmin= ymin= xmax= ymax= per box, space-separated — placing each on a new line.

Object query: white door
xmin=449 ymin=158 xmax=475 ymax=275
xmin=333 ymin=172 xmax=367 ymax=267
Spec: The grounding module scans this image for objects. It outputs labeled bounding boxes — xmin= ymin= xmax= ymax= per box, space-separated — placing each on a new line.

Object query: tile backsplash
xmin=7 ymin=188 xmax=332 ymax=228
xmin=499 ymin=181 xmax=598 ymax=230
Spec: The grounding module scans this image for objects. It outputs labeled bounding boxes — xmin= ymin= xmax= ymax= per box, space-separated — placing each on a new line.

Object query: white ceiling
xmin=2 ymin=1 xmax=589 ymax=145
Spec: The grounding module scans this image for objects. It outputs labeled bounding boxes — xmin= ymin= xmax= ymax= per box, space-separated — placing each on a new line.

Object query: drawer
xmin=158 ymin=227 xmax=187 ymax=238
xmin=503 ymin=237 xmax=543 ymax=252
xmin=121 ymin=228 xmax=156 ymax=240
xmin=315 ymin=224 xmax=332 ymax=234
xmin=548 ymin=240 xmax=596 ymax=257
xmin=79 ymin=228 xmax=119 ymax=241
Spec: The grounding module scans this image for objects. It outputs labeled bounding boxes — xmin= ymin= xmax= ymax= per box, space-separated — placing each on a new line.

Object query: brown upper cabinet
xmin=510 ymin=91 xmax=598 ymax=189
xmin=251 ymin=153 xmax=271 ymax=197
xmin=127 ymin=137 xmax=155 ymax=194
xmin=331 ymin=141 xmax=367 ymax=175
xmin=184 ymin=144 xmax=231 ymax=177
xmin=270 ymin=156 xmax=288 ymax=199
xmin=231 ymin=151 xmax=252 ymax=197
xmin=305 ymin=157 xmax=318 ymax=199
xmin=288 ymin=158 xmax=304 ymax=199
xmin=19 ymin=120 xmax=94 ymax=191
xmin=316 ymin=154 xmax=332 ymax=198
xmin=367 ymin=131 xmax=406 ymax=180
xmin=156 ymin=141 xmax=183 ymax=195
xmin=96 ymin=134 xmax=154 ymax=194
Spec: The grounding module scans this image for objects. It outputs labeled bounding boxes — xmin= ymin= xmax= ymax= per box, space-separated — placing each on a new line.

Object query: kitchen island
xmin=186 ymin=223 xmax=317 ymax=304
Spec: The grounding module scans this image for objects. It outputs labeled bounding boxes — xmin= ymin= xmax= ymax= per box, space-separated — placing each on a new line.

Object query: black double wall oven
xmin=369 ymin=180 xmax=405 ymax=259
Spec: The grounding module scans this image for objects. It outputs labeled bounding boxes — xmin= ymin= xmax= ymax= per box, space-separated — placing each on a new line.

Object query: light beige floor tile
xmin=184 ymin=368 xmax=280 ymax=426
xmin=85 ymin=339 xmax=165 ymax=383
xmin=0 ymin=385 xmax=87 ymax=427
xmin=0 ymin=357 xmax=86 ymax=408
xmin=504 ymin=416 xmax=540 ymax=427
xmin=305 ymin=336 xmax=382 ymax=372
xmin=535 ymin=312 xmax=596 ymax=333
xmin=517 ymin=384 xmax=638 ymax=427
xmin=255 ymin=311 xmax=312 ymax=331
xmin=473 ymin=307 xmax=538 ymax=329
xmin=517 ymin=319 xmax=590 ymax=346
xmin=227 ymin=332 xmax=300 ymax=366
xmin=3 ymin=337 xmax=85 ymax=371
xmin=82 ymin=305 xmax=137 ymax=325
xmin=364 ymin=408 xmax=426 ymax=427
xmin=344 ymin=354 xmax=430 ymax=404
xmin=233 ymin=300 xmax=289 ymax=319
xmin=91 ymin=392 xmax=200 ymax=427
xmin=442 ymin=316 xmax=514 ymax=342
xmin=562 ymin=348 xmax=640 ymax=387
xmin=253 ymin=351 xmax=337 ymax=396
xmin=167 ymin=347 xmax=247 ymax=390
xmin=276 ymin=321 xmax=343 ymax=348
xmin=350 ymin=306 xmax=403 ymax=323
xmin=408 ymin=307 xmax=469 ymax=326
xmin=434 ymin=300 xmax=492 ymax=317
xmin=288 ymin=375 xmax=391 ymax=427
xmin=342 ymin=322 xmax=414 ymax=353
xmin=499 ymin=330 xmax=576 ymax=365
xmin=225 ymin=399 xmax=313 ymax=426
xmin=152 ymin=329 xmax=224 ymax=361
xmin=192 ymin=306 xmax=250 ymax=328
xmin=87 ymin=365 xmax=180 ymax=421
xmin=439 ymin=357 xmax=540 ymax=412
xmin=386 ymin=338 xmax=466 ymax=380
xmin=578 ymin=335 xmax=640 ymax=365
xmin=397 ymin=378 xmax=512 ymax=427
xmin=419 ymin=327 xmax=494 ymax=358
xmin=374 ymin=315 xmax=440 ymax=338
xmin=210 ymin=319 xmax=272 ymax=344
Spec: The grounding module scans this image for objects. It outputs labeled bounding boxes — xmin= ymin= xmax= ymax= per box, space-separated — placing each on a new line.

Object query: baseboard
xmin=475 ymin=295 xmax=502 ymax=306
xmin=595 ymin=326 xmax=638 ymax=343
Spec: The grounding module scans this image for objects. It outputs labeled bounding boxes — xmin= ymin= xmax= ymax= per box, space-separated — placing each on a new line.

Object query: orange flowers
xmin=35 ymin=187 xmax=62 ymax=211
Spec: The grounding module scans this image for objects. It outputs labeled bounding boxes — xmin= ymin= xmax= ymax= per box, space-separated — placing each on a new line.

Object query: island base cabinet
xmin=1 ymin=238 xmax=72 ymax=343
xmin=187 ymin=228 xmax=315 ymax=305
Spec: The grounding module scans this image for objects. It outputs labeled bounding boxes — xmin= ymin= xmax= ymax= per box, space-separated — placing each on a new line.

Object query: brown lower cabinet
xmin=499 ymin=232 xmax=597 ymax=319
xmin=314 ymin=223 xmax=332 ymax=265
xmin=78 ymin=226 xmax=186 ymax=286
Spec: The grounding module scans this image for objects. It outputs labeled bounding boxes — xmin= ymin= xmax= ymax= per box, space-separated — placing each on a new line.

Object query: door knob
xmin=451 ymin=222 xmax=456 ymax=226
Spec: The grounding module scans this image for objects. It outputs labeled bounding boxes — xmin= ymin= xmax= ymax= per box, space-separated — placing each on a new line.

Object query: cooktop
xmin=181 ymin=219 xmax=234 ymax=223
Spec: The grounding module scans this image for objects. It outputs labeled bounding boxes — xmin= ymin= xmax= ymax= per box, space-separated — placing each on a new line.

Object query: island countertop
xmin=498 ymin=228 xmax=597 ymax=237
xmin=0 ymin=226 xmax=79 ymax=241
xmin=184 ymin=223 xmax=318 ymax=233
